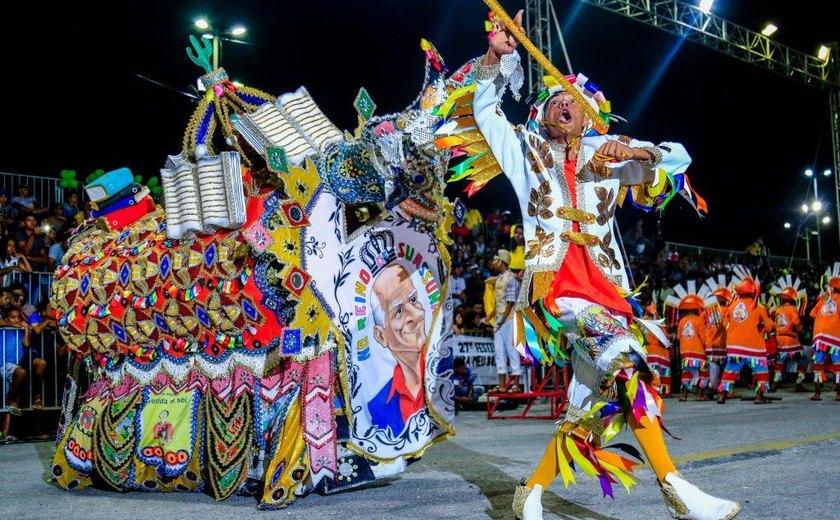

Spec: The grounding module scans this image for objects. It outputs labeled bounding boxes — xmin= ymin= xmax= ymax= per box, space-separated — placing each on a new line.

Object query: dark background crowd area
xmin=448 ymin=205 xmax=828 ymax=337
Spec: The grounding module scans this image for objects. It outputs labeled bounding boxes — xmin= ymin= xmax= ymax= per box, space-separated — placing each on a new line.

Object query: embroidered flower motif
xmin=525 ymin=226 xmax=555 ymax=261
xmin=265 ymin=266 xmax=283 ymax=286
xmin=337 ymin=458 xmax=359 ymax=482
xmin=313 ymin=454 xmax=332 ymax=471
xmin=309 ymin=412 xmax=326 ymax=431
xmin=527 ymin=181 xmax=554 ymax=220
xmin=304 ymin=236 xmax=326 ymax=258
xmin=306 ymin=304 xmax=319 ymax=323
xmin=283 ymin=240 xmax=298 ymax=255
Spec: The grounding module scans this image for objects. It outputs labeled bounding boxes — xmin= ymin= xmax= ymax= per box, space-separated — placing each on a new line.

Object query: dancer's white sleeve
xmin=473 ymin=66 xmax=529 ymax=202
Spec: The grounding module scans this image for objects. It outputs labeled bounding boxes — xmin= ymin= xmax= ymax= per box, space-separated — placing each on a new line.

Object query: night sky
xmin=2 ymin=1 xmax=837 ymax=259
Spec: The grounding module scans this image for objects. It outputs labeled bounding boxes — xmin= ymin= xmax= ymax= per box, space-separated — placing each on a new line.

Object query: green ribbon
xmin=448 ymin=151 xmax=488 ymax=181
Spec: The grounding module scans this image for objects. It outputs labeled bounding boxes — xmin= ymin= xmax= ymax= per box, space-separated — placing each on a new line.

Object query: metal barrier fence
xmin=663 ymin=241 xmax=812 ymax=268
xmin=1 ymin=270 xmax=61 ymax=415
xmin=0 ymin=172 xmax=66 ymax=212
xmin=3 ymin=271 xmax=53 ymax=310
xmin=1 ymin=328 xmax=64 ymax=413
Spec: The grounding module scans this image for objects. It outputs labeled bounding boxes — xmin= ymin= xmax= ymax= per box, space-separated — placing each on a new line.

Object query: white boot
xmin=512 ymin=482 xmax=543 ymax=520
xmin=660 ymin=472 xmax=741 ymax=520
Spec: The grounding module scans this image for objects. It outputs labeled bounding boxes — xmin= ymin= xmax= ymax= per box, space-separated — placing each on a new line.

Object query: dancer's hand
xmin=483 ymin=9 xmax=524 ymax=65
xmin=596 ymin=140 xmax=651 ymax=162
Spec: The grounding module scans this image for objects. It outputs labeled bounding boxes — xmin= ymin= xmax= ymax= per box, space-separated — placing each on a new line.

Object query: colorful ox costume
xmin=434 ymin=8 xmax=738 ymax=517
xmin=49 ymin=39 xmax=459 ymax=507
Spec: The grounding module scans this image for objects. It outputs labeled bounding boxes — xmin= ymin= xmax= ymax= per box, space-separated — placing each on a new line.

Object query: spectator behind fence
xmin=25 ymin=298 xmax=54 ymax=415
xmin=15 ymin=213 xmax=50 ymax=271
xmin=61 ymin=191 xmax=82 ymax=223
xmin=453 ymin=310 xmax=467 ymax=335
xmin=745 ymin=238 xmax=762 ymax=269
xmin=8 ymin=283 xmax=37 ymax=320
xmin=0 ymin=236 xmax=33 ymax=279
xmin=509 ymin=224 xmax=525 ymax=271
xmin=464 ymin=205 xmax=483 ymax=236
xmin=48 ymin=232 xmax=68 ymax=271
xmin=474 ymin=234 xmax=486 ymax=256
xmin=0 ymin=189 xmax=19 ymax=229
xmin=486 ymin=207 xmax=502 ymax=232
xmin=45 ymin=204 xmax=67 ymax=235
xmin=450 ymin=263 xmax=467 ymax=308
xmin=465 ymin=264 xmax=485 ymax=304
xmin=2 ymin=308 xmax=32 ymax=418
xmin=11 ymin=184 xmax=47 ymax=216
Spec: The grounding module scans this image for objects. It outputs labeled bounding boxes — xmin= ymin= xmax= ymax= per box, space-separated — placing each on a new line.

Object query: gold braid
xmin=179 ymin=82 xmax=276 ymax=162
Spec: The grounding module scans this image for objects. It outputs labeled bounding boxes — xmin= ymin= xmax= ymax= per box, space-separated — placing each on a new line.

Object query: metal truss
xmin=831 ymin=90 xmax=840 ymax=243
xmin=579 ymin=0 xmax=839 ymax=88
xmin=525 ymin=0 xmax=574 ymax=95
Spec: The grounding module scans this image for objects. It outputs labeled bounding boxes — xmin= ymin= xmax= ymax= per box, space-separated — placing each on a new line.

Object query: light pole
xmin=800 ymin=229 xmax=818 ymax=262
xmin=805 ymin=168 xmax=833 ymax=261
xmin=802 ymin=230 xmax=811 ymax=262
xmin=194 ymin=19 xmax=247 ymax=70
xmin=787 ymin=220 xmax=815 ymax=263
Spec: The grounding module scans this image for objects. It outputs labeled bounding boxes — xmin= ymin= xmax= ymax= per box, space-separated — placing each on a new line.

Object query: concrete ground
xmin=1 ymin=386 xmax=838 ymax=519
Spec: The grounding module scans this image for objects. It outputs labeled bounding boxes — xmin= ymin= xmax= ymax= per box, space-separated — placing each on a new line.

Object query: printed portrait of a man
xmin=366 ymin=263 xmax=428 ymax=435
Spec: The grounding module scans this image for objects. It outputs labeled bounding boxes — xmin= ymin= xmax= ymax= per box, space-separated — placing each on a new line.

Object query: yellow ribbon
xmin=565 ymin=436 xmax=598 ymax=478
xmin=556 ymin=435 xmax=577 ymax=488
xmin=436 ymin=84 xmax=475 ymax=118
xmin=602 ymin=416 xmax=625 ymax=443
xmin=627 ymin=370 xmax=640 ymax=401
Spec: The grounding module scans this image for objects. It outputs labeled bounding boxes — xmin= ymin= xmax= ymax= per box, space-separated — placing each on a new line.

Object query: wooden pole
xmin=482 ymin=0 xmax=609 ymax=133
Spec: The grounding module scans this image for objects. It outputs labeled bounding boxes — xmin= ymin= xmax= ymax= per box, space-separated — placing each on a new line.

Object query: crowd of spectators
xmin=449 ymin=206 xmax=526 ymax=337
xmin=0 ymin=185 xmax=82 ymax=277
xmin=447 ymin=211 xmax=833 ymax=409
xmin=1 ymin=184 xmax=80 ymax=442
xmin=447 ymin=207 xmax=832 ymax=339
xmin=629 ymin=247 xmax=826 ymax=314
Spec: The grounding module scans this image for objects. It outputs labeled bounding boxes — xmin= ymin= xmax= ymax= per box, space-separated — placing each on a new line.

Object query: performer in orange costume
xmin=703 ymin=276 xmax=731 ymax=397
xmin=809 ymin=263 xmax=840 ymax=401
xmin=665 ymin=281 xmax=716 ymax=401
xmin=643 ymin=304 xmax=672 ymax=398
xmin=767 ymin=275 xmax=806 ymax=392
xmin=676 ymin=302 xmax=709 ymax=401
xmin=718 ymin=270 xmax=774 ymax=404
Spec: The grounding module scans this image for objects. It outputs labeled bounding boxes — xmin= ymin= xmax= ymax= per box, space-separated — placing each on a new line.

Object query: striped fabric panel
xmin=249 ymin=104 xmax=314 ymax=159
xmin=195 ymin=162 xmax=231 ymax=220
xmin=280 ymin=92 xmax=342 ymax=150
xmin=160 ymin=163 xmax=203 ymax=238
